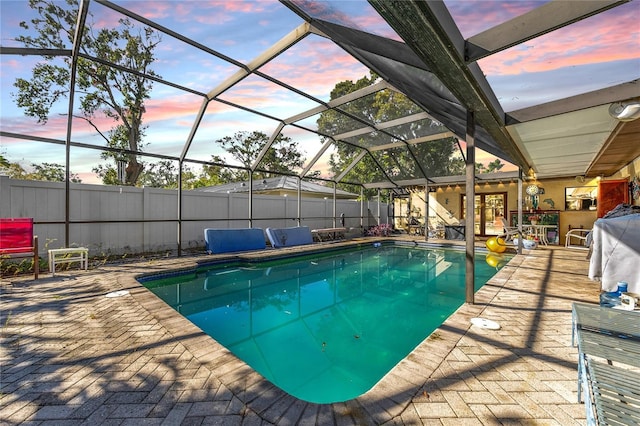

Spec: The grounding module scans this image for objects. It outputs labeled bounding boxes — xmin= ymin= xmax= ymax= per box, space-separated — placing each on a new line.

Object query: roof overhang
xmin=369 ymin=0 xmax=639 ymax=183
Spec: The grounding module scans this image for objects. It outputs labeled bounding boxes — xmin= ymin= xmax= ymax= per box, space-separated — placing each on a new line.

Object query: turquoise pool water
xmin=142 ymin=244 xmax=509 ymax=403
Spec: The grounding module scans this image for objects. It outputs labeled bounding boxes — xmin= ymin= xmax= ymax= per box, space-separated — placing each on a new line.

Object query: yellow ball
xmin=485 ymin=237 xmax=496 ymax=251
xmin=485 ymin=237 xmax=498 ymax=252
xmin=486 ymin=236 xmax=507 ymax=253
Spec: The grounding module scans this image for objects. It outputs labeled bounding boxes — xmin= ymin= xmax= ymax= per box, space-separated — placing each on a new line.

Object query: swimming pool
xmin=142 ymin=243 xmax=510 ymax=403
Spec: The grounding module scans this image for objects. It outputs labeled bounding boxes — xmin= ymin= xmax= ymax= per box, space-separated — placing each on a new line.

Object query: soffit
xmin=588 ymin=118 xmax=640 ymax=177
xmin=506 ymin=82 xmax=640 ymax=179
xmin=507 ymin=105 xmax=617 ymax=178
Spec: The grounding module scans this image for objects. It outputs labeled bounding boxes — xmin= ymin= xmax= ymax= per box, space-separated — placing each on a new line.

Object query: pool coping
xmin=125 ymin=239 xmax=520 ymax=423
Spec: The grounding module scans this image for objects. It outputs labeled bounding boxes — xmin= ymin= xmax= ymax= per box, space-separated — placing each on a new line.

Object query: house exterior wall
xmin=394 ymin=154 xmax=640 ymax=245
xmin=426 ymin=178 xmax=599 ymax=244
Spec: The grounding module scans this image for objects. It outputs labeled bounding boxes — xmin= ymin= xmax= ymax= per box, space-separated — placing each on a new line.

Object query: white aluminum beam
xmin=375 ymin=112 xmax=431 ymax=130
xmin=466 ymin=0 xmax=628 ymax=62
xmin=335 ymin=150 xmax=368 ymax=182
xmin=206 ymin=22 xmax=311 ymax=100
xmin=407 ymin=131 xmax=455 ymax=145
xmin=252 ymin=122 xmax=285 ymax=170
xmin=333 ymin=126 xmax=376 ymax=141
xmin=327 ymin=80 xmax=390 ymax=108
xmin=301 ymin=139 xmax=333 ymax=177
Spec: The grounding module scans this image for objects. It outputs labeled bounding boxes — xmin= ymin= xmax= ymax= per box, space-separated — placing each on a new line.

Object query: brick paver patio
xmin=1 ymin=242 xmax=599 ymax=425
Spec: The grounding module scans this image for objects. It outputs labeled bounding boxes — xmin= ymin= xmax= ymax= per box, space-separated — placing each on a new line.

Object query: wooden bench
xmin=0 ymin=218 xmax=39 ymax=279
xmin=49 ymin=247 xmax=89 ymax=276
xmin=311 ymin=227 xmax=347 ymax=242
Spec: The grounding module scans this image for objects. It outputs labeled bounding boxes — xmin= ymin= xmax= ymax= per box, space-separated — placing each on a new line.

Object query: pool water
xmin=143 ymin=245 xmax=509 ymax=403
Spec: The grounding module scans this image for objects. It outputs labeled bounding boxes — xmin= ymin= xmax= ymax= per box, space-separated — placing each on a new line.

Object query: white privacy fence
xmin=0 ymin=176 xmax=389 ymax=256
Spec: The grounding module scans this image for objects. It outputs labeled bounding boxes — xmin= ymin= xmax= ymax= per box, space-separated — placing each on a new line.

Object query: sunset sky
xmin=1 ymin=0 xmax=638 ymax=184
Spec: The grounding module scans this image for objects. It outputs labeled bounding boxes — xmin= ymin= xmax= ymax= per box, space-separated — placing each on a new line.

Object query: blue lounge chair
xmin=266 ymin=226 xmax=313 ymax=248
xmin=203 ymin=228 xmax=266 ymax=254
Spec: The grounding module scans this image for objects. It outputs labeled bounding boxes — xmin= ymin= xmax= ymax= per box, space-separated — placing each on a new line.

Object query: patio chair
xmin=0 ymin=218 xmax=39 ymax=279
xmin=496 ymin=216 xmax=521 ymax=241
xmin=572 ymin=302 xmax=640 ymax=425
xmin=565 ymin=228 xmax=591 ymax=250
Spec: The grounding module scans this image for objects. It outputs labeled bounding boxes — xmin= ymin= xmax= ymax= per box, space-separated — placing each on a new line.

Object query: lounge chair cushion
xmin=204 ymin=228 xmax=266 ymax=254
xmin=266 ymin=226 xmax=313 ymax=248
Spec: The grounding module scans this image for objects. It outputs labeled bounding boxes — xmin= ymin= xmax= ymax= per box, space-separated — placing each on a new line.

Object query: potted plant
xmin=529 ymin=214 xmax=541 ymax=225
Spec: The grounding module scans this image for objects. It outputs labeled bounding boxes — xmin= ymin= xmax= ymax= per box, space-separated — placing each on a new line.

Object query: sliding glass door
xmin=462 ymin=193 xmax=507 ymax=236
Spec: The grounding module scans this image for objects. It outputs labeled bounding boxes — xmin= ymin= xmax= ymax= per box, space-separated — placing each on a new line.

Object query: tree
xmin=191 ymin=155 xmax=236 ymax=188
xmin=137 ymin=160 xmax=181 ymax=189
xmin=0 ymin=157 xmax=81 ymax=182
xmin=0 ymin=154 xmax=11 ymax=171
xmin=474 ymin=159 xmax=505 ymax=174
xmin=485 ymin=159 xmax=505 ymax=173
xmin=92 ymin=156 xmax=229 ymax=189
xmin=12 ymin=0 xmax=161 ymax=186
xmin=30 ymin=162 xmax=82 ymax=182
xmin=0 ymin=155 xmax=27 ymax=179
xmin=317 ymin=71 xmax=460 ymax=198
xmin=215 ymin=131 xmax=305 ymax=180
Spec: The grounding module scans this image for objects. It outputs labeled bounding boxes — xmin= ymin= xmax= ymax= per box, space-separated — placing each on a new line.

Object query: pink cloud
xmin=480 ymin=15 xmax=639 ymax=76
xmin=2 ymin=92 xmax=206 ymax=146
xmin=457 ymin=2 xmax=638 ymax=76
xmin=258 ymin=37 xmax=368 ymax=97
xmin=89 ymin=3 xmax=127 ymax=30
xmin=289 ymin=0 xmax=400 ymax=41
xmin=137 ymin=1 xmax=174 ymax=20
xmin=143 ymin=94 xmax=203 ymax=124
xmin=215 ymin=80 xmax=320 ymax=118
xmin=218 ymin=85 xmax=275 ymax=105
xmin=76 ymin=172 xmax=102 ymax=184
xmin=2 ymin=113 xmax=68 ymax=141
xmin=456 ymin=139 xmax=517 ymax=169
xmin=291 ymin=0 xmax=346 ymax=23
xmin=447 ymin=1 xmax=539 ymax=38
xmin=349 ymin=14 xmax=401 ymax=41
xmin=2 ymin=59 xmax=21 ymax=70
xmin=146 ymin=0 xmax=267 ymax=26
xmin=220 ymin=0 xmax=267 ymax=14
